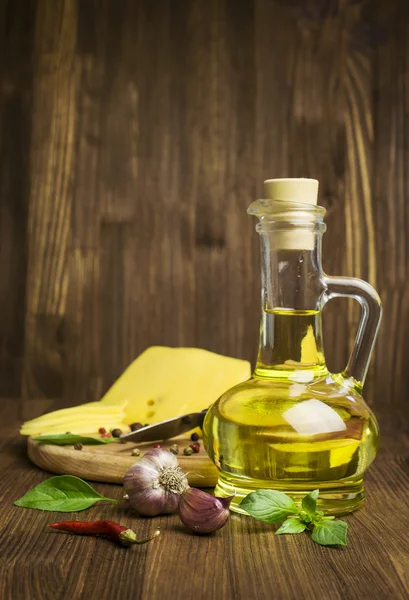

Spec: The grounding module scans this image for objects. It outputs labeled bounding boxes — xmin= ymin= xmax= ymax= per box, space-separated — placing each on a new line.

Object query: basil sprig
xmin=241 ymin=488 xmax=347 ymax=547
xmin=14 ymin=475 xmax=119 ymax=512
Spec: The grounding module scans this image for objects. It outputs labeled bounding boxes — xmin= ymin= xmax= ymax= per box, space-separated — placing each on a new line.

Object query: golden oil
xmin=203 ymin=309 xmax=379 ymax=515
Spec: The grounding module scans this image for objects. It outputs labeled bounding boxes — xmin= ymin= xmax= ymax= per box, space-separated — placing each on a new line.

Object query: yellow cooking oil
xmin=203 ymin=309 xmax=379 ymax=515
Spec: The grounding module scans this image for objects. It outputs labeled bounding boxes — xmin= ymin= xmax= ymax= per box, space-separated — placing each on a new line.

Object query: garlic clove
xmin=178 ymin=488 xmax=234 ymax=534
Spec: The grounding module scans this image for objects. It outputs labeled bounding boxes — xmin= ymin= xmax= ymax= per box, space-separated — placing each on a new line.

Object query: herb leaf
xmin=311 ymin=520 xmax=348 ymax=546
xmin=241 ymin=490 xmax=298 ymax=524
xmin=14 ymin=475 xmax=119 ymax=512
xmin=301 ymin=489 xmax=319 ymax=516
xmin=276 ymin=517 xmax=306 ymax=535
xmin=33 ymin=434 xmax=116 ymax=446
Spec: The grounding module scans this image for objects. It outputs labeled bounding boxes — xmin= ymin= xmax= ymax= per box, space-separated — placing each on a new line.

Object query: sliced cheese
xmin=22 ymin=405 xmax=124 ymax=428
xmin=100 ymin=346 xmax=251 ymax=424
xmin=20 ymin=402 xmax=128 ymax=436
xmin=22 ymin=421 xmax=128 ymax=436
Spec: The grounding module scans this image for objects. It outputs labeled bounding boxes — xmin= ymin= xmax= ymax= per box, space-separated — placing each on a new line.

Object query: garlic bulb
xmin=178 ymin=488 xmax=233 ymax=534
xmin=124 ymin=448 xmax=188 ymax=516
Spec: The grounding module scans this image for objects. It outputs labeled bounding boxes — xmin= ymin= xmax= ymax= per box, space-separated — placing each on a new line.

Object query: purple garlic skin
xmin=124 ymin=448 xmax=188 ymax=517
xmin=178 ymin=487 xmax=233 ymax=534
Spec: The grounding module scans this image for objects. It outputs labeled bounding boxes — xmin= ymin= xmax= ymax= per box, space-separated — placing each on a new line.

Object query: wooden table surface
xmin=2 ymin=398 xmax=409 ymax=600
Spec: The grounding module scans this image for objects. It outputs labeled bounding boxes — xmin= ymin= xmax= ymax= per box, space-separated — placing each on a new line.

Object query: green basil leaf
xmin=14 ymin=475 xmax=119 ymax=512
xmin=301 ymin=489 xmax=319 ymax=516
xmin=311 ymin=520 xmax=348 ymax=546
xmin=276 ymin=517 xmax=306 ymax=535
xmin=241 ymin=490 xmax=298 ymax=524
xmin=33 ymin=434 xmax=116 ymax=446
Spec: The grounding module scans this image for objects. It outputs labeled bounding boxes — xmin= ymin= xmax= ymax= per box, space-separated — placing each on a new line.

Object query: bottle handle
xmin=323 ymin=276 xmax=382 ymax=390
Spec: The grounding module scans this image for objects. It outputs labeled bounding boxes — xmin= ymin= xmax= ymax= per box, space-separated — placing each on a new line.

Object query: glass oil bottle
xmin=203 ymin=178 xmax=382 ymax=515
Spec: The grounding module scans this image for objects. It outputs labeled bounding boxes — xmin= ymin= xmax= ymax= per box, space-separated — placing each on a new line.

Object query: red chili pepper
xmin=49 ymin=520 xmax=160 ymax=547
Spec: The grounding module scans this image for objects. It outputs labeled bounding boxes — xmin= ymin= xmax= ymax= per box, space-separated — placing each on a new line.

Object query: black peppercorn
xmin=130 ymin=422 xmax=143 ymax=431
xmin=74 ymin=443 xmax=83 ymax=451
xmin=111 ymin=428 xmax=122 ymax=438
xmin=190 ymin=432 xmax=200 ymax=442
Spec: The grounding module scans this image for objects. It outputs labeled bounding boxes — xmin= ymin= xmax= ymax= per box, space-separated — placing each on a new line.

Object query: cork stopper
xmin=263 ymin=178 xmax=319 ymax=250
xmin=263 ymin=178 xmax=319 ymax=205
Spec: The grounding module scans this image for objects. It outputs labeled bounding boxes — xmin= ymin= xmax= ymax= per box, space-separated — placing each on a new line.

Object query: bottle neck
xmin=254 ymin=233 xmax=328 ymax=379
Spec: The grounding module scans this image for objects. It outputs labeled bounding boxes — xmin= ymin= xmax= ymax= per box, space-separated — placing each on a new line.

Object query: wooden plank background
xmin=1 ymin=0 xmax=408 ymax=412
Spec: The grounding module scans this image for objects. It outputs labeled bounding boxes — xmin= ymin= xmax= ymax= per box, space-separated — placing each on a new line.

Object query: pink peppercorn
xmin=154 ymin=443 xmax=161 ymax=448
xmin=190 ymin=443 xmax=200 ymax=453
xmin=99 ymin=427 xmax=106 ymax=434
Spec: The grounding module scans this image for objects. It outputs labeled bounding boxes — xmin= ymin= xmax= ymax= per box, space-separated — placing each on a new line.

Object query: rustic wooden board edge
xmin=27 ymin=438 xmax=219 ymax=487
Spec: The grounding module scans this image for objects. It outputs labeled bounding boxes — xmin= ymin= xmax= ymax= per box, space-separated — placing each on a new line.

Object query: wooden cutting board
xmin=27 ymin=436 xmax=218 ymax=487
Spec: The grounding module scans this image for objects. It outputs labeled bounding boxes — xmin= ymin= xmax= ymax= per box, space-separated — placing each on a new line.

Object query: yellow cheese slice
xmin=22 ymin=422 xmax=128 ymax=436
xmin=20 ymin=402 xmax=128 ymax=436
xmin=100 ymin=346 xmax=251 ymax=424
xmin=21 ymin=403 xmax=124 ymax=427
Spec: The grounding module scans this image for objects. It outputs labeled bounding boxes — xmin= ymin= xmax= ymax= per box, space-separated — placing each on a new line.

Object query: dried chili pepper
xmin=49 ymin=520 xmax=160 ymax=547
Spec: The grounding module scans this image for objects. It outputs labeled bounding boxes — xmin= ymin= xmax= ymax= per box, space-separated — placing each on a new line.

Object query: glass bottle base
xmin=215 ymin=472 xmax=365 ymax=516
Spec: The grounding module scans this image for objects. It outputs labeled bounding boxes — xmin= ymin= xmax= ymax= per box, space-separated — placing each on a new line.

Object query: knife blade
xmin=119 ymin=410 xmax=207 ymax=443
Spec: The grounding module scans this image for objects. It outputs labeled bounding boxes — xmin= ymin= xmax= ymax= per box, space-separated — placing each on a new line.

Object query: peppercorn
xmin=169 ymin=444 xmax=179 ymax=455
xmin=130 ymin=422 xmax=143 ymax=432
xmin=131 ymin=448 xmax=141 ymax=457
xmin=111 ymin=428 xmax=122 ymax=438
xmin=190 ymin=432 xmax=199 ymax=442
xmin=183 ymin=447 xmax=193 ymax=456
xmin=65 ymin=431 xmax=71 ymax=435
xmin=102 ymin=432 xmax=112 ymax=438
xmin=74 ymin=443 xmax=83 ymax=451
xmin=98 ymin=427 xmax=106 ymax=434
xmin=154 ymin=443 xmax=161 ymax=448
xmin=190 ymin=443 xmax=200 ymax=453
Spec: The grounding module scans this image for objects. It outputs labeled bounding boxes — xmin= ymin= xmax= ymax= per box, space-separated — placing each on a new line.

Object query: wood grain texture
xmin=27 ymin=435 xmax=218 ymax=487
xmin=0 ymin=0 xmax=34 ymax=396
xmin=1 ymin=398 xmax=409 ymax=600
xmin=0 ymin=2 xmax=408 ymax=412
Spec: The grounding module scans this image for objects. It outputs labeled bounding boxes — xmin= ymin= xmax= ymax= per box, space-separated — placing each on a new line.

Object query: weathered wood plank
xmin=22 ymin=0 xmax=78 ymax=398
xmin=0 ymin=0 xmax=35 ymax=396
